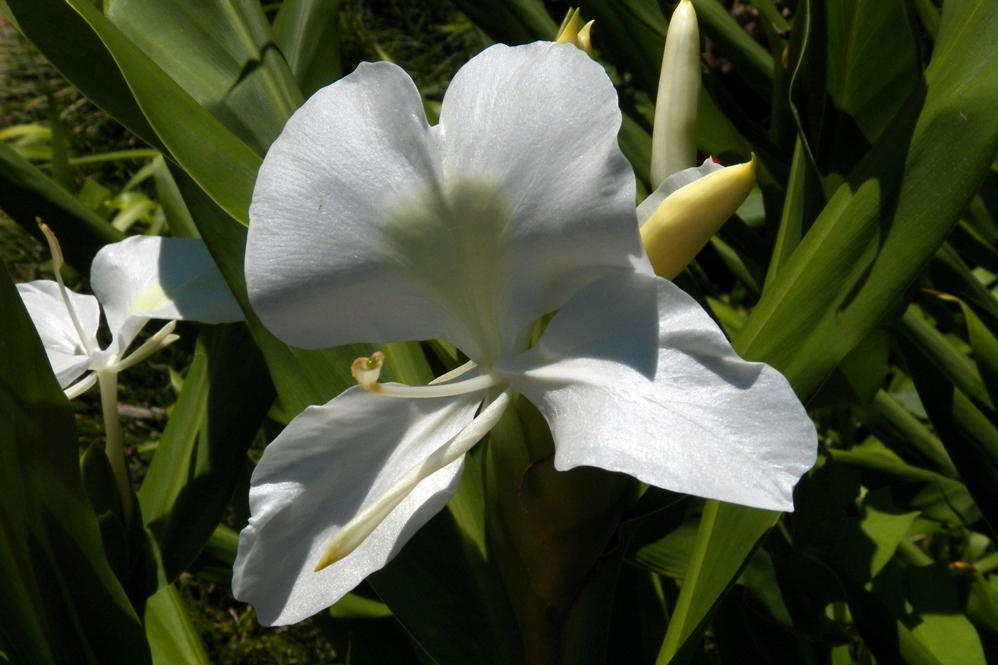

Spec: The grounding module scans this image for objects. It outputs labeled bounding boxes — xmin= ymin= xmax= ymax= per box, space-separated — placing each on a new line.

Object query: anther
xmin=352 ymin=351 xmax=385 ymax=392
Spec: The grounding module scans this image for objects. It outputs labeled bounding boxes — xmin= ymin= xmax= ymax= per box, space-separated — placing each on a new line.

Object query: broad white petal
xmin=91 ymin=236 xmax=243 ymax=355
xmin=16 ymin=281 xmax=100 ymax=387
xmin=247 ymin=44 xmax=642 ymax=362
xmin=246 ymin=62 xmax=463 ymax=353
xmin=501 ymin=271 xmax=816 ymax=512
xmin=636 ymin=158 xmax=724 ymax=226
xmin=232 ymin=386 xmax=483 ymax=625
xmin=436 ymin=42 xmax=642 ymax=357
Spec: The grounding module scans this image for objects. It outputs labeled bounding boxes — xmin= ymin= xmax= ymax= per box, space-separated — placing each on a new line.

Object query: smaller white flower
xmin=17 ymin=231 xmax=244 ymax=397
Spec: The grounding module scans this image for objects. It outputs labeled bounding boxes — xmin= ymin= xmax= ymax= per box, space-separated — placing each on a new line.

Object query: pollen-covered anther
xmin=351 ymin=351 xmax=385 ymax=392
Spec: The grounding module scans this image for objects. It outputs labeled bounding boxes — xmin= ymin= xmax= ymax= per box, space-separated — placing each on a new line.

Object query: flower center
xmin=351 ymin=351 xmax=506 ymax=397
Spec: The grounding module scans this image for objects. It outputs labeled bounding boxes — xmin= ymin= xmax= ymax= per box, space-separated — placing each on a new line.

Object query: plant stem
xmin=655 ymin=498 xmax=720 ymax=664
xmin=98 ymin=370 xmax=132 ymax=524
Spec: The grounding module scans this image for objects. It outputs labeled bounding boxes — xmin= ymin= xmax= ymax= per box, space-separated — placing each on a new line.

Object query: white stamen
xmin=39 ymin=222 xmax=96 ymax=356
xmin=64 ymin=372 xmax=98 ymax=399
xmin=375 ymin=374 xmax=502 ymax=398
xmin=110 ymin=320 xmax=178 ymax=373
xmin=429 ymin=359 xmax=478 ymax=385
xmin=314 ymin=389 xmax=512 ymax=571
xmin=352 ymin=353 xmax=502 ymax=398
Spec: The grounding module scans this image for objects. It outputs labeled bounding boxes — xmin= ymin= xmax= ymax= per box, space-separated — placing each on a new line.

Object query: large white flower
xmin=18 ymin=234 xmax=244 ymax=396
xmin=235 ymin=42 xmax=816 ymax=626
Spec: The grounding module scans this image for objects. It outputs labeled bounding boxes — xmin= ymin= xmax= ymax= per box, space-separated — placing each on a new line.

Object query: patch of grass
xmin=176 ymin=576 xmax=340 ymax=665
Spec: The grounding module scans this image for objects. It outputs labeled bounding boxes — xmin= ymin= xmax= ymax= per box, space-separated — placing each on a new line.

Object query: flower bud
xmin=556 ymin=8 xmax=595 ymax=58
xmin=641 ymin=155 xmax=756 ymax=279
xmin=651 ymin=0 xmax=700 ymax=188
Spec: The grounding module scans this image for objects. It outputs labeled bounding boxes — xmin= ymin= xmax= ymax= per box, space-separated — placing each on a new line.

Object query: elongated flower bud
xmin=641 ymin=156 xmax=756 ymax=279
xmin=651 ymin=0 xmax=700 ymax=188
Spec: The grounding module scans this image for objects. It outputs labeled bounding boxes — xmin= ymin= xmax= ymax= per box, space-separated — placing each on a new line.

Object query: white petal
xmin=246 ymin=62 xmax=459 ymax=353
xmin=232 ymin=386 xmax=483 ymax=626
xmin=247 ymin=44 xmax=642 ymax=362
xmin=16 ymin=281 xmax=100 ymax=387
xmin=90 ymin=236 xmax=243 ymax=355
xmin=434 ymin=42 xmax=643 ymax=357
xmin=501 ymin=271 xmax=816 ymax=512
xmin=636 ymin=158 xmax=724 ymax=226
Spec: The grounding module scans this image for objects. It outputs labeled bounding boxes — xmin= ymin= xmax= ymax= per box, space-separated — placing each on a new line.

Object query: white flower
xmin=18 ymin=234 xmax=244 ymax=397
xmin=234 ymin=42 xmax=816 ymax=626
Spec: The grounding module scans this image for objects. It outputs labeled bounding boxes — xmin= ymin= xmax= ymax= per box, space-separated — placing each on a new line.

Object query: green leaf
xmin=807 ymin=328 xmax=891 ymax=409
xmin=825 ymin=0 xmax=921 ymax=143
xmin=689 ymin=0 xmax=774 ymax=100
xmin=59 ymin=0 xmax=262 ymax=224
xmin=484 ymin=398 xmax=635 ymax=663
xmin=185 ymin=524 xmax=239 ymax=584
xmin=737 ymin=0 xmax=998 ymax=401
xmin=46 ymin=94 xmax=73 ymax=192
xmin=765 ymin=135 xmax=826 ymax=282
xmin=948 ymin=220 xmax=998 ymax=278
xmin=104 ymin=0 xmax=303 ymax=155
xmin=145 ymin=585 xmax=209 ymax=665
xmin=656 ymin=502 xmax=779 ymax=664
xmin=369 ymin=485 xmax=526 ymax=665
xmin=630 ymin=508 xmax=700 ymax=579
xmin=139 ymin=323 xmax=274 ymax=587
xmin=151 ymin=155 xmax=198 ymax=238
xmin=928 ymin=244 xmax=998 ymax=336
xmin=668 ymin=0 xmax=998 ymax=638
xmin=4 ymin=0 xmax=162 ymax=150
xmin=619 ymin=114 xmax=653 ymax=187
xmin=0 ymin=264 xmax=150 ymax=664
xmin=898 ymin=332 xmax=998 ymax=533
xmin=273 ymin=0 xmax=344 ymax=98
xmin=900 ymin=307 xmax=994 ymax=414
xmin=933 ymin=292 xmax=998 ymax=413
xmin=328 ymin=594 xmax=393 ymax=619
xmin=605 ymin=565 xmax=669 ymax=665
xmin=829 ymin=446 xmax=979 ymax=526
xmin=0 ymin=140 xmax=123 ymax=278
xmin=858 ymin=490 xmax=921 ymax=578
xmin=911 ymin=0 xmax=941 ymax=39
xmin=846 ymin=576 xmax=947 ymax=665
xmin=448 ymin=0 xmax=558 ymax=45
xmin=854 ymin=390 xmax=958 ymax=478
xmin=902 ymin=563 xmax=987 ymax=665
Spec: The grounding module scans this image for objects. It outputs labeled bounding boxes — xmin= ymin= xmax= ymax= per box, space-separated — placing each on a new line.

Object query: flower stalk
xmin=97 ymin=369 xmax=132 ymax=524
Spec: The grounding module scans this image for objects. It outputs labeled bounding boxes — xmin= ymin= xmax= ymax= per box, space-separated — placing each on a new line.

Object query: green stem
xmin=655 ymin=499 xmax=720 ymax=664
xmin=98 ymin=370 xmax=132 ymax=524
xmin=67 ymin=149 xmax=160 ymax=166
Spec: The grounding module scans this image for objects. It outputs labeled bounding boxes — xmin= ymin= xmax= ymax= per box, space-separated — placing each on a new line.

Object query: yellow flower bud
xmin=641 ymin=155 xmax=756 ymax=280
xmin=651 ymin=0 xmax=700 ymax=188
xmin=556 ymin=8 xmax=595 ymax=58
